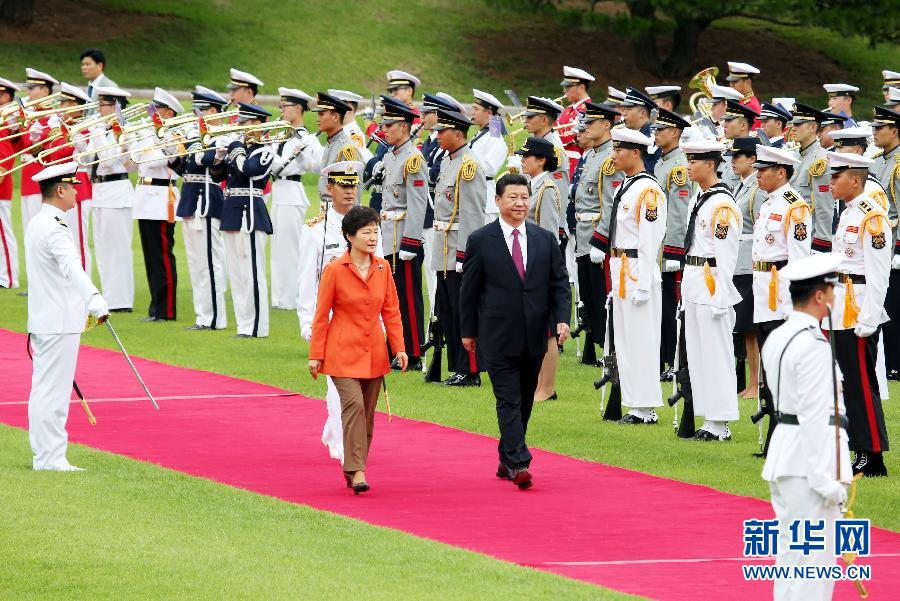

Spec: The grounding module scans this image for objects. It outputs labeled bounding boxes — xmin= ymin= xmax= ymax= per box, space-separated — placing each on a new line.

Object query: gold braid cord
xmin=534 ymin=181 xmax=561 ymax=225
xmin=707 ymin=203 xmax=740 ymax=296
xmin=842 ymin=473 xmax=868 ymax=598
xmin=844 ymin=275 xmax=862 ymax=328
xmin=404 ymin=154 xmax=422 ymax=179
xmin=783 ymin=199 xmax=811 ymax=236
xmin=597 ymin=157 xmax=615 ymax=216
xmin=633 ymin=187 xmax=662 ymax=224
xmin=443 ymin=156 xmax=477 ymax=274
xmin=338 ymin=144 xmax=360 ymax=162
xmin=667 ymin=165 xmax=687 ymax=190
xmin=868 ymin=189 xmax=888 ymax=212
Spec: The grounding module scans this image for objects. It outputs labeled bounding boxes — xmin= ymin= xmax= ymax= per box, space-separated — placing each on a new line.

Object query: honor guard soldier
xmin=604 ymin=86 xmax=627 ymax=115
xmin=646 ymin=85 xmax=682 ymax=113
xmin=694 ymin=84 xmax=743 ymax=143
xmin=328 ymin=89 xmax=374 ymax=163
xmin=728 ymin=137 xmax=768 ymax=399
xmin=131 ymin=87 xmax=184 ymax=322
xmin=725 ymin=61 xmax=761 ymax=129
xmin=652 ymin=108 xmax=692 ymax=380
xmin=884 ymin=70 xmax=900 ymax=102
xmin=218 ymin=103 xmax=275 ymax=338
xmin=14 ymin=69 xmax=59 ymax=233
xmin=817 ymin=112 xmax=844 ymax=153
xmin=681 ymin=140 xmax=742 ymax=440
xmin=0 ymin=76 xmax=20 ymax=288
xmin=758 ymin=102 xmax=791 ymax=148
xmin=521 ymin=96 xmax=571 ymax=199
xmin=751 ymin=145 xmax=812 ymax=454
xmin=558 ymin=66 xmax=595 ymax=175
xmin=432 ymin=108 xmax=486 ymax=386
xmin=826 ymin=152 xmax=891 ymax=476
xmin=789 ymin=104 xmax=835 ymax=254
xmin=760 ymin=253 xmax=852 ymax=601
xmin=85 ymin=86 xmax=136 ymax=312
xmin=297 ymin=161 xmax=378 ymax=463
xmin=720 ymin=99 xmax=758 ymax=191
xmin=469 ymin=89 xmax=507 ymax=224
xmin=26 ymin=162 xmax=109 ymax=471
xmin=176 ymin=87 xmax=231 ymax=330
xmin=603 ymin=128 xmax=668 ymax=424
xmin=226 ymin=68 xmax=263 ymax=117
xmin=378 ymin=96 xmax=429 ymax=371
xmin=269 ymin=87 xmax=324 ymax=310
xmin=619 ymin=88 xmax=661 ymax=171
xmin=885 ymin=87 xmax=900 ymax=109
xmin=823 ymin=83 xmax=859 ymax=127
xmin=313 ymin=92 xmax=361 ymax=204
xmin=574 ymin=102 xmax=622 ymax=365
xmin=869 ymin=106 xmax=900 ymax=380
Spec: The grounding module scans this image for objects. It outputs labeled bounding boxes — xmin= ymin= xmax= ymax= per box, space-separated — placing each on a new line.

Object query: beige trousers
xmin=332 ymin=376 xmax=383 ymax=473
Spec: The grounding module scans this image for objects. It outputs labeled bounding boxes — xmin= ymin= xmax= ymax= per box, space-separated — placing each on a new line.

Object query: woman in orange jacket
xmin=309 ymin=204 xmax=407 ymax=494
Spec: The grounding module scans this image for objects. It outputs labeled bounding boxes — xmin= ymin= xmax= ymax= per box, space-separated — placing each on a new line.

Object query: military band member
xmin=131 ymin=87 xmax=183 ymax=322
xmin=378 ymin=96 xmax=428 ymax=371
xmin=605 ymin=86 xmax=627 ymax=113
xmin=817 ymin=112 xmax=844 ymax=153
xmin=269 ymin=87 xmax=324 ymax=310
xmin=619 ymin=88 xmax=661 ymax=171
xmin=760 ymin=253 xmax=851 ymax=601
xmin=652 ymin=108 xmax=692 ymax=379
xmin=85 ymin=86 xmax=136 ymax=312
xmin=884 ymin=70 xmax=900 ymax=102
xmin=575 ymin=102 xmax=622 ymax=365
xmin=789 ymin=104 xmax=835 ymax=254
xmin=470 ymin=89 xmax=507 ymax=223
xmin=328 ymin=89 xmax=374 ymax=163
xmin=884 ymin=87 xmax=900 ymax=109
xmin=693 ymin=84 xmax=742 ymax=142
xmin=604 ymin=128 xmax=668 ymax=424
xmin=14 ymin=69 xmax=59 ymax=233
xmin=824 ymin=151 xmax=891 ymax=477
xmin=752 ymin=145 xmax=812 ymax=454
xmin=728 ymin=137 xmax=768 ymax=398
xmin=720 ymin=99 xmax=758 ymax=191
xmin=431 ymin=108 xmax=486 ymax=387
xmin=0 ymin=77 xmax=21 ymax=288
xmin=558 ymin=66 xmax=594 ymax=175
xmin=725 ymin=61 xmax=761 ymax=129
xmin=758 ymin=102 xmax=791 ymax=148
xmin=313 ymin=92 xmax=361 ymax=204
xmin=218 ymin=103 xmax=275 ymax=338
xmin=681 ymin=141 xmax=742 ymax=440
xmin=824 ymin=83 xmax=858 ymax=128
xmin=387 ymin=70 xmax=420 ymax=108
xmin=226 ymin=68 xmax=262 ymax=114
xmin=26 ymin=162 xmax=109 ymax=471
xmin=646 ymin=85 xmax=682 ymax=113
xmin=176 ymin=87 xmax=230 ymax=330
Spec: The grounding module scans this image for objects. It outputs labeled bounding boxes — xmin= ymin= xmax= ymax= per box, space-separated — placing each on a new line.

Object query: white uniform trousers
xmin=182 ymin=216 xmax=228 ymax=329
xmin=876 ymin=337 xmax=888 ymax=401
xmin=611 ymin=288 xmax=663 ymax=408
xmin=92 ymin=207 xmax=134 ymax=310
xmin=224 ymin=230 xmax=269 ymax=337
xmin=28 ymin=333 xmax=80 ymax=470
xmin=322 ymin=376 xmax=344 ymax=462
xmin=62 ymin=200 xmax=92 ymax=281
xmin=770 ymin=476 xmax=840 ymax=601
xmin=684 ymin=302 xmax=739 ymax=421
xmin=21 ymin=193 xmax=42 ymax=232
xmin=0 ymin=200 xmax=19 ymax=288
xmin=270 ymin=204 xmax=304 ymax=309
xmin=422 ymin=227 xmax=437 ymax=313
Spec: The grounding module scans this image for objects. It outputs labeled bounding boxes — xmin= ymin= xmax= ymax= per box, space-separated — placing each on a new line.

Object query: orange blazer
xmin=309 ymin=251 xmax=405 ymax=378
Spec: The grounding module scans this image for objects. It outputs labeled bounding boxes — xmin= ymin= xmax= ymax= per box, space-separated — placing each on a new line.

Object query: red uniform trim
xmin=857 ymin=336 xmax=881 ymax=452
xmin=404 ymin=260 xmax=420 ymax=356
xmin=160 ymin=223 xmax=175 ymax=319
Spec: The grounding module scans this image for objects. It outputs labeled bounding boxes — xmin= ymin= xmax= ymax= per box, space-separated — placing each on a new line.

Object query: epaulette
xmin=712 ymin=201 xmax=740 ymax=239
xmin=404 ymin=153 xmax=422 ymax=178
xmin=459 ymin=155 xmax=477 ymax=181
xmin=635 ymin=186 xmax=662 ymax=223
xmin=305 ymin=213 xmax=326 ymax=227
xmin=868 ymin=189 xmax=889 ymax=211
xmin=783 ymin=189 xmax=802 ymax=204
xmin=338 ymin=144 xmax=359 ymax=162
xmin=350 ymin=132 xmax=364 ymax=148
xmin=601 ymin=156 xmax=616 ymax=176
xmin=553 ymin=146 xmax=565 ymax=169
xmin=809 ymin=158 xmax=827 ymax=178
xmin=668 ymin=165 xmax=687 ymax=188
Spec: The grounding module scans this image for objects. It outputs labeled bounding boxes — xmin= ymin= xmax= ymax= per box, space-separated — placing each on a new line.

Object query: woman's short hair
xmin=342 ymin=206 xmax=380 ymax=244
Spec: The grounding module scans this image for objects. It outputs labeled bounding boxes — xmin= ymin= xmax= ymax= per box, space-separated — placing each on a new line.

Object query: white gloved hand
xmin=214 ymin=145 xmax=228 ymax=161
xmin=5 ymin=113 xmax=20 ymax=130
xmin=630 ymin=289 xmax=650 ymax=306
xmin=854 ymin=321 xmax=877 ymax=338
xmin=301 ymin=324 xmax=312 ymax=342
xmin=892 ymin=255 xmax=900 ymax=270
xmin=48 ymin=114 xmax=62 ymax=129
xmin=372 ymin=160 xmax=385 ymax=177
xmin=86 ymin=294 xmax=109 ymax=320
xmin=28 ymin=125 xmax=43 ymax=143
xmin=814 ymin=480 xmax=848 ymax=507
xmin=455 ymin=261 xmax=464 ymax=273
xmin=590 ymin=247 xmax=605 ymax=264
xmin=398 ymin=250 xmax=416 ymax=261
xmin=664 ymin=259 xmax=682 ymax=272
xmin=710 ymin=305 xmax=729 ymax=319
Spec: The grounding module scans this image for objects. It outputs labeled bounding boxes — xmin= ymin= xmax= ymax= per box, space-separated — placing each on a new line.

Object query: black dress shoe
xmin=352 ymin=481 xmax=370 ymax=495
xmin=184 ymin=324 xmax=210 ymax=331
xmin=618 ymin=411 xmax=659 ymax=425
xmin=141 ymin=316 xmax=158 ymax=323
xmin=854 ymin=451 xmax=888 ymax=477
xmin=407 ymin=358 xmax=423 ymax=372
xmin=444 ymin=372 xmax=480 ymax=387
xmin=692 ymin=428 xmax=731 ymax=442
xmin=496 ymin=462 xmax=513 ymax=480
xmin=511 ymin=466 xmax=533 ymax=490
xmin=109 ymin=308 xmax=133 ymax=313
xmin=233 ymin=334 xmax=252 ymax=339
xmin=660 ymin=367 xmax=675 ymax=382
xmin=888 ymin=369 xmax=900 ymax=382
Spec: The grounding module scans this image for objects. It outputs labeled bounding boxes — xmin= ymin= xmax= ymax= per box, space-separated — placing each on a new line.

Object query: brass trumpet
xmin=505 ymin=95 xmax=567 ymax=125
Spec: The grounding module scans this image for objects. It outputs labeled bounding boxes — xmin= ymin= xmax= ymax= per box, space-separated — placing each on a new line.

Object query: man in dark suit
xmin=460 ymin=173 xmax=571 ymax=490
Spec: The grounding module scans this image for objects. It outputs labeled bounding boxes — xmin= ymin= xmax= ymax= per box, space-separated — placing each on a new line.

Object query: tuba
xmin=688 ymin=67 xmax=719 ymax=121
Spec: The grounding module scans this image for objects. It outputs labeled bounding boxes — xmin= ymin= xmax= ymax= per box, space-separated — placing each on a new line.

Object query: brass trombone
xmin=0 ymin=91 xmax=66 ymax=120
xmin=154 ymin=109 xmax=238 ymax=140
xmin=505 ymin=95 xmax=567 ymax=125
xmin=35 ymin=103 xmax=149 ymax=166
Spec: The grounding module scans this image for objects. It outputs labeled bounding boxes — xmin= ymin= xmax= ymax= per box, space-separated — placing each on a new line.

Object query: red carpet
xmin=2 ymin=328 xmax=898 ymax=600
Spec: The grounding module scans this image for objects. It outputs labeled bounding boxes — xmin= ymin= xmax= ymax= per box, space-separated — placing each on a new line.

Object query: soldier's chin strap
xmin=26 ymin=333 xmax=96 ymax=426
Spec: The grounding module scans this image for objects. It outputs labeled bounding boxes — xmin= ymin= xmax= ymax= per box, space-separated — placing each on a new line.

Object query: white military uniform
xmin=607 ymin=170 xmax=668 ymax=413
xmin=85 ymin=125 xmax=136 ymax=310
xmin=344 ymin=121 xmax=373 ymax=163
xmin=682 ymin=182 xmax=742 ymax=427
xmin=752 ymin=183 xmax=812 ymax=323
xmin=0 ymin=182 xmax=18 ymax=288
xmin=270 ymin=127 xmax=323 ymax=308
xmin=468 ymin=124 xmax=506 ymax=221
xmin=26 ymin=203 xmax=102 ymax=470
xmin=762 ymin=309 xmax=852 ymax=601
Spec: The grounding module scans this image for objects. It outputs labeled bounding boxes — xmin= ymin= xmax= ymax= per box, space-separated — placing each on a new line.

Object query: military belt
xmin=182 ymin=174 xmax=214 ymax=185
xmin=92 ymin=173 xmax=128 ymax=184
xmin=836 ymin=272 xmax=866 ymax=284
xmin=775 ymin=412 xmax=848 ymax=430
xmin=433 ymin=220 xmax=459 ymax=232
xmin=610 ymin=247 xmax=638 ymax=258
xmin=753 ymin=260 xmax=788 ymax=272
xmin=575 ymin=212 xmax=601 ymax=222
xmin=137 ymin=178 xmax=170 ymax=187
xmin=380 ymin=210 xmax=406 ymax=221
xmin=685 ymin=255 xmax=717 ymax=267
xmin=224 ymin=187 xmax=263 ymax=197
xmin=277 ymin=174 xmax=302 ymax=182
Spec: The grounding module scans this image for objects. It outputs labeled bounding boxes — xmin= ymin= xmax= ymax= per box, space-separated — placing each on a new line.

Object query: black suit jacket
xmin=460 ymin=219 xmax=571 ymax=358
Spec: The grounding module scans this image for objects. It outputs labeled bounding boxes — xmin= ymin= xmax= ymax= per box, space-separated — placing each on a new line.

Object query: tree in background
xmin=0 ymin=0 xmax=34 ymax=25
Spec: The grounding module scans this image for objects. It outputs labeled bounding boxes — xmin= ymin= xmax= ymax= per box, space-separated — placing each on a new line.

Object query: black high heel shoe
xmin=352 ymin=481 xmax=370 ymax=495
xmin=343 ymin=473 xmax=352 ymax=488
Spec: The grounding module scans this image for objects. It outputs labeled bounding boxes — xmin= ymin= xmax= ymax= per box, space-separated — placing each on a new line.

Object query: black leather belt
xmin=685 ymin=255 xmax=716 ymax=267
xmin=278 ymin=174 xmax=302 ymax=182
xmin=485 ymin=176 xmax=494 ymax=181
xmin=837 ymin=272 xmax=865 ymax=284
xmin=776 ymin=413 xmax=848 ymax=429
xmin=610 ymin=248 xmax=638 ymax=258
xmin=138 ymin=178 xmax=170 ymax=187
xmin=753 ymin=260 xmax=788 ymax=272
xmin=92 ymin=173 xmax=128 ymax=184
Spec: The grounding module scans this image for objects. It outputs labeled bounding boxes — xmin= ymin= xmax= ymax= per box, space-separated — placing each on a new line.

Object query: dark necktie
xmin=683 ymin=186 xmax=723 ymax=254
xmin=607 ymin=175 xmax=635 ymax=248
xmin=511 ymin=229 xmax=525 ymax=280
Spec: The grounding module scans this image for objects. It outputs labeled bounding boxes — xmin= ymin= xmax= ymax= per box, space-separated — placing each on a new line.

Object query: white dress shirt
xmin=498 ymin=217 xmax=527 ymax=273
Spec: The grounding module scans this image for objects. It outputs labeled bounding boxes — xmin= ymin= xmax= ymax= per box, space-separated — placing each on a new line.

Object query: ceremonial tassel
xmin=704 ymin=260 xmax=716 ymax=296
xmin=167 ymin=183 xmax=176 ymax=224
xmin=768 ymin=266 xmax=778 ymax=311
xmin=618 ymin=256 xmax=626 ymax=299
xmin=843 ymin=276 xmax=861 ymax=329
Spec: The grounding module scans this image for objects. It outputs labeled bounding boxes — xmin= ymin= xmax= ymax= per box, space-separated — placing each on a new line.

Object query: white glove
xmin=710 ymin=305 xmax=728 ymax=319
xmin=28 ymin=124 xmax=43 ymax=143
xmin=86 ymin=294 xmax=109 ymax=320
xmin=892 ymin=255 xmax=900 ymax=270
xmin=5 ymin=113 xmax=20 ymax=130
xmin=455 ymin=261 xmax=464 ymax=273
xmin=301 ymin=324 xmax=312 ymax=342
xmin=814 ymin=480 xmax=848 ymax=507
xmin=48 ymin=114 xmax=62 ymax=129
xmin=664 ymin=259 xmax=682 ymax=272
xmin=214 ymin=145 xmax=227 ymax=161
xmin=630 ymin=289 xmax=650 ymax=306
xmin=398 ymin=250 xmax=416 ymax=261
xmin=505 ymin=155 xmax=522 ymax=171
xmin=372 ymin=160 xmax=385 ymax=177
xmin=590 ymin=248 xmax=605 ymax=264
xmin=854 ymin=321 xmax=877 ymax=338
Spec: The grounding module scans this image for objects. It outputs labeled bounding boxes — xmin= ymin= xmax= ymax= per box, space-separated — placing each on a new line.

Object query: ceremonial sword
xmin=104 ymin=319 xmax=159 ymax=410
